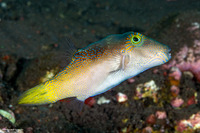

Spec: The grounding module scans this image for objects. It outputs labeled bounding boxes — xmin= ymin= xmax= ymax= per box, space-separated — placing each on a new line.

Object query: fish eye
xmin=132 ymin=37 xmax=139 ymax=42
xmin=131 ymin=35 xmax=142 ymax=45
xmin=125 ymin=32 xmax=145 ymax=48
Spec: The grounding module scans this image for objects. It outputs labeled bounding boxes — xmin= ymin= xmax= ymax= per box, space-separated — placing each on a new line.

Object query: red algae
xmin=176 ymin=112 xmax=200 ymax=132
xmin=163 ymin=40 xmax=200 ymax=82
xmin=84 ymin=97 xmax=96 ymax=107
xmin=187 ymin=94 xmax=198 ymax=106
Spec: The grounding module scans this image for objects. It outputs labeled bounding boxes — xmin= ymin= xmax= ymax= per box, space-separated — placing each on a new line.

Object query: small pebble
xmin=97 ymin=96 xmax=110 ymax=105
xmin=127 ymin=78 xmax=135 ymax=84
xmin=156 ymin=111 xmax=167 ymax=119
xmin=170 ymin=85 xmax=180 ymax=96
xmin=146 ymin=114 xmax=156 ymax=124
xmin=153 ymin=69 xmax=159 ymax=74
xmin=183 ymin=71 xmax=194 ymax=79
xmin=169 ymin=67 xmax=182 ymax=81
xmin=187 ymin=95 xmax=197 ymax=106
xmin=116 ymin=92 xmax=128 ymax=103
xmin=84 ymin=97 xmax=96 ymax=107
xmin=171 ymin=97 xmax=184 ymax=108
xmin=143 ymin=126 xmax=153 ymax=133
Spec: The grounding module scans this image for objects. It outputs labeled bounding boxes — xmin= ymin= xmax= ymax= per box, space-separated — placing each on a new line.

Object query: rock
xmin=4 ymin=63 xmax=17 ymax=81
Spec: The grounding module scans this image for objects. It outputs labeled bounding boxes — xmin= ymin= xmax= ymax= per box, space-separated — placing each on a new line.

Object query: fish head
xmin=121 ymin=32 xmax=171 ymax=76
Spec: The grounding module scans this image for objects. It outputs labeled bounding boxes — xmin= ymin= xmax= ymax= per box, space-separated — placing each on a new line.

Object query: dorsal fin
xmin=64 ymin=38 xmax=77 ymax=59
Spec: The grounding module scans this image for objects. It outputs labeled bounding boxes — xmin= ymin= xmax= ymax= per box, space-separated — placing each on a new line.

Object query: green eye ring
xmin=131 ymin=35 xmax=142 ymax=44
xmin=125 ymin=32 xmax=146 ymax=51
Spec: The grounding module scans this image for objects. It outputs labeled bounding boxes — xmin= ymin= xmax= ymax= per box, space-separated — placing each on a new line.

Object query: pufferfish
xmin=18 ymin=32 xmax=171 ymax=106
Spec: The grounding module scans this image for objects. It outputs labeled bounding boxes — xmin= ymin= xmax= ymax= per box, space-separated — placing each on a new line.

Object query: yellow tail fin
xmin=18 ymin=82 xmax=57 ymax=105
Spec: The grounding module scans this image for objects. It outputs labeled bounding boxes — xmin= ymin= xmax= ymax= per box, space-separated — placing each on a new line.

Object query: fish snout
xmin=156 ymin=44 xmax=171 ymax=63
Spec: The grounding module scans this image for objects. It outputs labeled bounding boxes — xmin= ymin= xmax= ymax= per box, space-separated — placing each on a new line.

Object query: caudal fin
xmin=18 ymin=82 xmax=57 ymax=105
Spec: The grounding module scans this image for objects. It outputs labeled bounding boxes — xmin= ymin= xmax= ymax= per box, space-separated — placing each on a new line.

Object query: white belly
xmin=89 ymin=68 xmax=139 ymax=97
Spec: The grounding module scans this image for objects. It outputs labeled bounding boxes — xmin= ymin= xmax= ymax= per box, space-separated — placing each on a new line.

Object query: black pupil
xmin=133 ymin=37 xmax=139 ymax=42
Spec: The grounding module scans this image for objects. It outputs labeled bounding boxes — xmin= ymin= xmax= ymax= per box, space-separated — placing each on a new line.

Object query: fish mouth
xmin=161 ymin=47 xmax=171 ymax=63
xmin=168 ymin=53 xmax=171 ymax=60
xmin=167 ymin=48 xmax=171 ymax=60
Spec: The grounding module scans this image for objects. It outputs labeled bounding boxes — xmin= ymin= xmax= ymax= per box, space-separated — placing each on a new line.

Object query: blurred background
xmin=0 ymin=0 xmax=200 ymax=132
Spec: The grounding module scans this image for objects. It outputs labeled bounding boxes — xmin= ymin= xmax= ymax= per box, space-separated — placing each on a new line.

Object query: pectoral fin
xmin=109 ymin=54 xmax=130 ymax=74
xmin=121 ymin=55 xmax=130 ymax=70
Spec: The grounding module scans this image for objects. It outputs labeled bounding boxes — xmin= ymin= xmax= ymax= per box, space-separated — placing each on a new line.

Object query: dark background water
xmin=0 ymin=0 xmax=200 ymax=57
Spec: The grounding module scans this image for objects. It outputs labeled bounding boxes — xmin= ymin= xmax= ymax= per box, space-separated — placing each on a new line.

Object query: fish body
xmin=18 ymin=32 xmax=171 ymax=105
